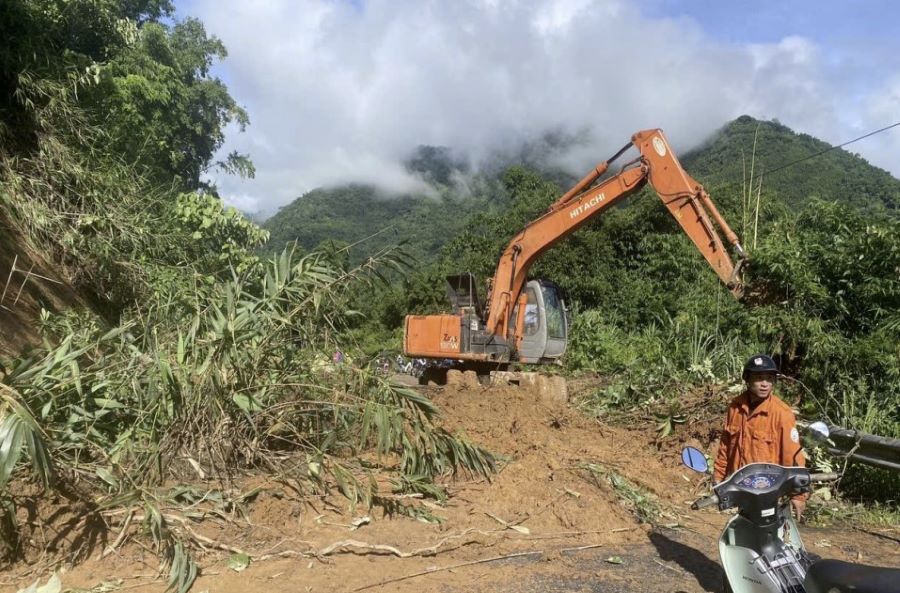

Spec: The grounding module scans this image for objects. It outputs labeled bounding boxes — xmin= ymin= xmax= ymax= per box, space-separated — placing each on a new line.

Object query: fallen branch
xmin=351 ymin=543 xmax=603 ymax=591
xmin=177 ymin=520 xmax=247 ymax=556
xmin=852 ymin=526 xmax=900 ymax=544
xmin=115 ymin=510 xmax=496 ymax=563
xmin=516 ymin=528 xmax=635 ymax=540
xmin=351 ymin=550 xmax=542 ymax=591
xmin=101 ymin=509 xmax=134 ymax=559
xmin=653 ymin=558 xmax=684 ymax=574
xmin=12 ymin=263 xmax=35 ymax=306
xmin=0 ymin=254 xmax=17 ymax=306
xmin=510 ymin=489 xmax=574 ymax=527
xmin=318 ymin=528 xmax=491 ymax=558
xmin=126 ymin=513 xmax=250 ymax=556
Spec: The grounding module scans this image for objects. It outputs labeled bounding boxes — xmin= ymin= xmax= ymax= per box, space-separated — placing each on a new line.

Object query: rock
xmin=447 ymin=369 xmax=480 ymax=388
xmin=489 ymin=371 xmax=568 ymax=403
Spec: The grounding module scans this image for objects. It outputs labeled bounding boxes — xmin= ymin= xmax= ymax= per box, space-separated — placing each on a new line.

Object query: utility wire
xmin=355 ymin=119 xmax=900 ymax=251
xmin=707 ymin=120 xmax=900 ymax=196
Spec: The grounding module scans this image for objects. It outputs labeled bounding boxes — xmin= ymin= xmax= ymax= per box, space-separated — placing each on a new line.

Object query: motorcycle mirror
xmin=808 ymin=421 xmax=830 ymax=441
xmin=681 ymin=447 xmax=709 ymax=473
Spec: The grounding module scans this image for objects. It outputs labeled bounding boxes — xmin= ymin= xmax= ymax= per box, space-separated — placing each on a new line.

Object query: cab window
xmin=523 ymin=287 xmax=539 ymax=336
xmin=541 ymin=284 xmax=565 ymax=340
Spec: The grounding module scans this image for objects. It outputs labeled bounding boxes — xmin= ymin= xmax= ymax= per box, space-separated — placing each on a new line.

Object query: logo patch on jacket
xmin=790 ymin=427 xmax=799 ymax=443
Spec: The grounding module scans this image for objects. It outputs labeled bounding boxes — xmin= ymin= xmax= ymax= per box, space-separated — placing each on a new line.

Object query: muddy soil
xmin=2 ymin=380 xmax=897 ymax=593
xmin=0 ymin=211 xmax=88 ymax=358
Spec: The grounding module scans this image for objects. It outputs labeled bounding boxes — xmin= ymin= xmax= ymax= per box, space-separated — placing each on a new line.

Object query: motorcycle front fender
xmin=719 ymin=515 xmax=783 ymax=593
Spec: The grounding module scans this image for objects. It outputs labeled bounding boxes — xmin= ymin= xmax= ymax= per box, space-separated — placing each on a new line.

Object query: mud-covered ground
xmin=2 ymin=377 xmax=897 ymax=593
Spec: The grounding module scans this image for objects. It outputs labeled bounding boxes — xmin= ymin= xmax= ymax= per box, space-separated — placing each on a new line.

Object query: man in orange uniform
xmin=714 ymin=354 xmax=807 ymax=519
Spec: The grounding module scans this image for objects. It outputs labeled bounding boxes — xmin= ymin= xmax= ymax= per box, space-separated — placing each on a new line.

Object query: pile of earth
xmin=2 ymin=377 xmax=896 ymax=593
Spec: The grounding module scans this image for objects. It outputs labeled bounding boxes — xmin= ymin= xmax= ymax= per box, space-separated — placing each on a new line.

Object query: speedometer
xmin=738 ymin=473 xmax=779 ymax=490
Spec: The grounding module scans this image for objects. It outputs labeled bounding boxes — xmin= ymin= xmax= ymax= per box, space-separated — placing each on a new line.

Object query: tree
xmin=0 ymin=1 xmax=250 ymax=189
xmin=91 ymin=18 xmax=252 ymax=189
xmin=0 ymin=0 xmax=174 ymax=151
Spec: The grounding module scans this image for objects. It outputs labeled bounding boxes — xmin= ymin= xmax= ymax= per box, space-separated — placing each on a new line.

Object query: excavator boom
xmin=404 ymin=129 xmax=746 ymax=365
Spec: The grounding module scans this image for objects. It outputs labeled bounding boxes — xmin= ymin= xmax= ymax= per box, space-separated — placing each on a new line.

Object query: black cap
xmin=742 ymin=354 xmax=778 ymax=381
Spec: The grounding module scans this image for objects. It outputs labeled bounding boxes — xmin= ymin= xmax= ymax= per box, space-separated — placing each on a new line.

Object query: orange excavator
xmin=404 ymin=129 xmax=746 ymax=371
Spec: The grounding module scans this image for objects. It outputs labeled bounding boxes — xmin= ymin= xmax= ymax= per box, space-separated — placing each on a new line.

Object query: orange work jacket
xmin=713 ymin=391 xmax=805 ymax=486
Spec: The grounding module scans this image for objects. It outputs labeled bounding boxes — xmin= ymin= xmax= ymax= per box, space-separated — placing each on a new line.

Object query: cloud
xmin=184 ymin=0 xmax=900 ymax=216
xmin=862 ymin=76 xmax=900 ymax=173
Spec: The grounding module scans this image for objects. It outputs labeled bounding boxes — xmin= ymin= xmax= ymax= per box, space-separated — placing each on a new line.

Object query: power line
xmin=766 ymin=120 xmax=900 ymax=175
xmin=708 ymin=120 xmax=900 ymax=196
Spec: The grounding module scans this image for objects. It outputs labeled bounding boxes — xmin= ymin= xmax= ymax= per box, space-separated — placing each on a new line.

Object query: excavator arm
xmin=484 ymin=129 xmax=745 ymax=341
xmin=404 ymin=128 xmax=746 ymax=364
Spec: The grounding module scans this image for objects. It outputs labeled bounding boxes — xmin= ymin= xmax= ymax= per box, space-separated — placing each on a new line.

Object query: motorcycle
xmin=411 ymin=358 xmax=427 ymax=379
xmin=396 ymin=355 xmax=413 ymax=375
xmin=681 ymin=421 xmax=900 ymax=593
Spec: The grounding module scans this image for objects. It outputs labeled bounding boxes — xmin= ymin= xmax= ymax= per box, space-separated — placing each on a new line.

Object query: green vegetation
xmin=581 ymin=463 xmax=671 ymax=526
xmin=0 ymin=2 xmax=897 ymax=584
xmin=682 ymin=116 xmax=900 ymax=214
xmin=263 ymin=163 xmax=508 ymax=264
xmin=351 ymin=118 xmax=900 ymax=502
xmin=0 ymin=2 xmax=493 ymax=589
xmin=261 ymin=137 xmax=581 ymax=264
xmin=263 ymin=183 xmax=501 ymax=263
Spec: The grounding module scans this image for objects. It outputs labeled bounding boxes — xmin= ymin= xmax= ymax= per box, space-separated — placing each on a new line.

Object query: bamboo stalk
xmin=0 ymin=254 xmax=17 ymax=306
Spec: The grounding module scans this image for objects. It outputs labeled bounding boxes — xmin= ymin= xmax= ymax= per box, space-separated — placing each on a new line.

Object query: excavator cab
xmin=514 ymin=279 xmax=568 ymax=364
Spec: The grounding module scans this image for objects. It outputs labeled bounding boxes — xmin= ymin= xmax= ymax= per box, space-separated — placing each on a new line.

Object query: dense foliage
xmin=348 ymin=118 xmax=900 ymax=500
xmin=1 ymin=0 xmax=249 ymax=190
xmin=0 ymin=2 xmax=494 ymax=588
xmin=0 ymin=2 xmax=897 ymax=583
xmin=683 ymin=116 xmax=900 ymax=214
xmin=262 ymin=184 xmax=486 ymax=262
xmin=263 ymin=170 xmax=508 ymax=265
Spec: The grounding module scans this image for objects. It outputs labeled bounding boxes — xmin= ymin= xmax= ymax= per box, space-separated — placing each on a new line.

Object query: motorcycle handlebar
xmin=689 ymin=470 xmax=836 ymax=512
xmin=691 ymin=493 xmax=720 ymax=510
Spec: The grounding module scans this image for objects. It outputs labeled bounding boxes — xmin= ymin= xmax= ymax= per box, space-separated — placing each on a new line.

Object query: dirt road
xmin=4 ymin=379 xmax=897 ymax=593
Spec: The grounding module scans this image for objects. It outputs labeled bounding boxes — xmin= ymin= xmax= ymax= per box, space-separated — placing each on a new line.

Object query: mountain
xmin=682 ymin=116 xmax=900 ymax=213
xmin=263 ymin=146 xmax=492 ymax=260
xmin=263 ymin=181 xmax=503 ymax=262
xmin=262 ymin=116 xmax=899 ymax=264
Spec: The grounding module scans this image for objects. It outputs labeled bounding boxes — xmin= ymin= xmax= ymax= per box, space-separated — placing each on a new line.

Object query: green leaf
xmin=232 ymin=393 xmax=261 ymax=413
xmin=96 ymin=467 xmax=119 ymax=488
xmin=0 ymin=415 xmax=26 ymax=488
xmin=227 ymin=552 xmax=251 ymax=572
xmin=93 ymin=398 xmax=126 ymax=410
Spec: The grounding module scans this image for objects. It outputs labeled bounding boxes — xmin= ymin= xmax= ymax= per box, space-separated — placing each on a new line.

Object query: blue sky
xmin=645 ymin=1 xmax=900 ymax=101
xmin=173 ymin=0 xmax=900 ymax=215
xmin=647 ymin=0 xmax=898 ymax=45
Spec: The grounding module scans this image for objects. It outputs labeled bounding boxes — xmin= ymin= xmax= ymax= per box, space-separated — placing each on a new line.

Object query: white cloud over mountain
xmin=184 ymin=0 xmax=900 ymax=215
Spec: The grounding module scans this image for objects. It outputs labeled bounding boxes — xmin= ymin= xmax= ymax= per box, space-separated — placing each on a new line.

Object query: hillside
xmin=261 ymin=116 xmax=900 ymax=266
xmin=2 ymin=4 xmax=897 ymax=593
xmin=682 ymin=116 xmax=900 ymax=213
xmin=0 ymin=211 xmax=86 ymax=358
xmin=263 ymin=183 xmax=500 ymax=262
